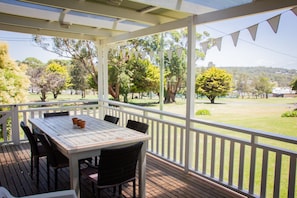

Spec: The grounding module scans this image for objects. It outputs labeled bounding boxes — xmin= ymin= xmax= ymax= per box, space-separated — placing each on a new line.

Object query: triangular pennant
xmin=215 ymin=37 xmax=222 ymax=51
xmin=231 ymin=31 xmax=240 ymax=47
xmin=167 ymin=50 xmax=172 ymax=60
xmin=201 ymin=41 xmax=208 ymax=54
xmin=248 ymin=24 xmax=258 ymax=41
xmin=267 ymin=14 xmax=281 ymax=33
xmin=291 ymin=7 xmax=297 ymax=16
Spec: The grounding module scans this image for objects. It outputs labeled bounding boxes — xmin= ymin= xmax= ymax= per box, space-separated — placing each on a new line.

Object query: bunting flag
xmin=248 ymin=24 xmax=258 ymax=41
xmin=267 ymin=14 xmax=281 ymax=33
xmin=231 ymin=31 xmax=240 ymax=47
xmin=200 ymin=7 xmax=297 ymax=53
xmin=215 ymin=37 xmax=222 ymax=51
xmin=201 ymin=41 xmax=209 ymax=54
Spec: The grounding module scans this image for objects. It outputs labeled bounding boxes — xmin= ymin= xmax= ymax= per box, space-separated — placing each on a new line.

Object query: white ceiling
xmin=0 ymin=0 xmax=296 ymax=43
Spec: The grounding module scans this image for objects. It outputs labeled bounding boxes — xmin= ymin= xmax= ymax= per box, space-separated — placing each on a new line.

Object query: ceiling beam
xmin=0 ymin=23 xmax=97 ymax=40
xmin=0 ymin=13 xmax=124 ymax=39
xmin=129 ymin=0 xmax=216 ymax=15
xmin=21 ymin=0 xmax=174 ymax=25
xmin=0 ymin=2 xmax=146 ymax=32
xmin=103 ymin=17 xmax=190 ymax=44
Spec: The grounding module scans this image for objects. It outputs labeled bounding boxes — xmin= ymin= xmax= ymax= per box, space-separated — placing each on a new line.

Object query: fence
xmin=0 ymin=99 xmax=296 ymax=198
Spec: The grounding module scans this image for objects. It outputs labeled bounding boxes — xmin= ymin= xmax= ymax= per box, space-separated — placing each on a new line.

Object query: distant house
xmin=272 ymin=87 xmax=296 ymax=97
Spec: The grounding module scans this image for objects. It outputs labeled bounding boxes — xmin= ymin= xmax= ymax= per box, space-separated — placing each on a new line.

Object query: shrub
xmin=281 ymin=110 xmax=297 ymax=117
xmin=196 ymin=109 xmax=211 ymax=116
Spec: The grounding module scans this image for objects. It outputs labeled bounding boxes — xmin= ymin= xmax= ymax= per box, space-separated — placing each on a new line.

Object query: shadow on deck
xmin=0 ymin=143 xmax=246 ymax=198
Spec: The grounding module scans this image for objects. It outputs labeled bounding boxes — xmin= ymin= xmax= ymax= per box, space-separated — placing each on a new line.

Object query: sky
xmin=0 ymin=7 xmax=297 ymax=69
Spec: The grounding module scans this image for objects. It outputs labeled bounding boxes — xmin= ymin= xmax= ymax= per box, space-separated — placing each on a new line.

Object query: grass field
xmin=144 ymin=97 xmax=297 ymax=138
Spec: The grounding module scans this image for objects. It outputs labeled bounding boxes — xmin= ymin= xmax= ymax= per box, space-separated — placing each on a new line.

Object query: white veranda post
xmin=96 ymin=40 xmax=109 ymax=119
xmin=185 ymin=15 xmax=196 ymax=172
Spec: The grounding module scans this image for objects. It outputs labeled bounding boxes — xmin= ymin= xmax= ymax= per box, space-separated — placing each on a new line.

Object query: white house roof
xmin=0 ymin=0 xmax=296 ymax=43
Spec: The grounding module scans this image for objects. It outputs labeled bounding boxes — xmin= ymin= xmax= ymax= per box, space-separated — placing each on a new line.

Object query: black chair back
xmin=126 ymin=120 xmax=148 ymax=133
xmin=104 ymin=115 xmax=119 ymax=124
xmin=36 ymin=133 xmax=60 ymax=167
xmin=20 ymin=121 xmax=39 ymax=155
xmin=44 ymin=111 xmax=69 ymax=118
xmin=97 ymin=142 xmax=143 ymax=186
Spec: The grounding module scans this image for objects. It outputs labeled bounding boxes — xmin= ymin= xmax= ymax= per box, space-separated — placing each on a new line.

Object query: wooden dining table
xmin=29 ymin=115 xmax=151 ymax=198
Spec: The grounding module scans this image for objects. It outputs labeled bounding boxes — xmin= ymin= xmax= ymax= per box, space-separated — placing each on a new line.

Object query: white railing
xmin=0 ymin=99 xmax=296 ymax=198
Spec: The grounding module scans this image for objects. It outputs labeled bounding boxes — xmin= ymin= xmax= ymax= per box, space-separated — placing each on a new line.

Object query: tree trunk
xmin=108 ymin=84 xmax=120 ymax=101
xmin=40 ymin=90 xmax=46 ymax=102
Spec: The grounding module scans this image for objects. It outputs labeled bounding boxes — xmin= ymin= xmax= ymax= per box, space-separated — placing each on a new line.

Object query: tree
xmin=291 ymin=78 xmax=297 ymax=92
xmin=32 ymin=62 xmax=69 ymax=101
xmin=128 ymin=57 xmax=160 ymax=98
xmin=22 ymin=57 xmax=45 ymax=93
xmin=34 ymin=37 xmax=98 ymax=87
xmin=69 ymin=60 xmax=90 ymax=98
xmin=0 ymin=42 xmax=30 ymax=104
xmin=236 ymin=73 xmax=250 ymax=98
xmin=128 ymin=30 xmax=210 ymax=103
xmin=253 ymin=76 xmax=274 ymax=98
xmin=46 ymin=62 xmax=70 ymax=99
xmin=195 ymin=66 xmax=232 ymax=104
xmin=108 ymin=49 xmax=130 ymax=102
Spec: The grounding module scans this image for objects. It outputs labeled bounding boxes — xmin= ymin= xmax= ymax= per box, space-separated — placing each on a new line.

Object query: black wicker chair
xmin=104 ymin=115 xmax=119 ymax=124
xmin=20 ymin=121 xmax=46 ymax=186
xmin=81 ymin=142 xmax=143 ymax=198
xmin=126 ymin=120 xmax=148 ymax=133
xmin=44 ymin=111 xmax=69 ymax=118
xmin=36 ymin=133 xmax=69 ymax=190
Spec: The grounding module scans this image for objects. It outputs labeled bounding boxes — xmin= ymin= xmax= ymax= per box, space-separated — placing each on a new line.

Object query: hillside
xmin=198 ymin=66 xmax=297 ymax=87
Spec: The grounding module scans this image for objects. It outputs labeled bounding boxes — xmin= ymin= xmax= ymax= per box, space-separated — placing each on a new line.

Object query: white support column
xmin=12 ymin=105 xmax=20 ymax=145
xmin=96 ymin=40 xmax=106 ymax=119
xmin=185 ymin=15 xmax=196 ymax=172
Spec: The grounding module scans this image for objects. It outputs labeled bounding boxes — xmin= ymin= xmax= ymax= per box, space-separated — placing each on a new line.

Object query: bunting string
xmin=200 ymin=7 xmax=297 ymax=53
xmin=115 ymin=7 xmax=297 ymax=61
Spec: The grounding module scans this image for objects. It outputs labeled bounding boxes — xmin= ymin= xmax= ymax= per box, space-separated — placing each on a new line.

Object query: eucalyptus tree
xmin=34 ymin=36 xmax=98 ymax=87
xmin=128 ymin=29 xmax=210 ymax=103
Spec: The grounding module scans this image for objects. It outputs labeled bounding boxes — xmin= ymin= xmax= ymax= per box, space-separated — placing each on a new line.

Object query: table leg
xmin=69 ymin=155 xmax=80 ymax=198
xmin=138 ymin=140 xmax=147 ymax=198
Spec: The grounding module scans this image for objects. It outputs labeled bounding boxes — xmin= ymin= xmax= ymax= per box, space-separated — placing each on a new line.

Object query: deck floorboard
xmin=0 ymin=143 xmax=247 ymax=198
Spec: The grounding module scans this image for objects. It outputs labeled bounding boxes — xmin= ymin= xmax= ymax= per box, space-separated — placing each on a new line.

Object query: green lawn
xmin=147 ymin=97 xmax=297 ymax=137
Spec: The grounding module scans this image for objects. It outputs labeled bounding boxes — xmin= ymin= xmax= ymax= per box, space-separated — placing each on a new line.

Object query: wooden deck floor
xmin=0 ymin=143 xmax=247 ymax=198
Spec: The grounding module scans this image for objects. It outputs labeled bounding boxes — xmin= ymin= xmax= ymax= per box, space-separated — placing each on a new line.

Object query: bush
xmin=281 ymin=110 xmax=297 ymax=117
xmin=196 ymin=109 xmax=211 ymax=116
